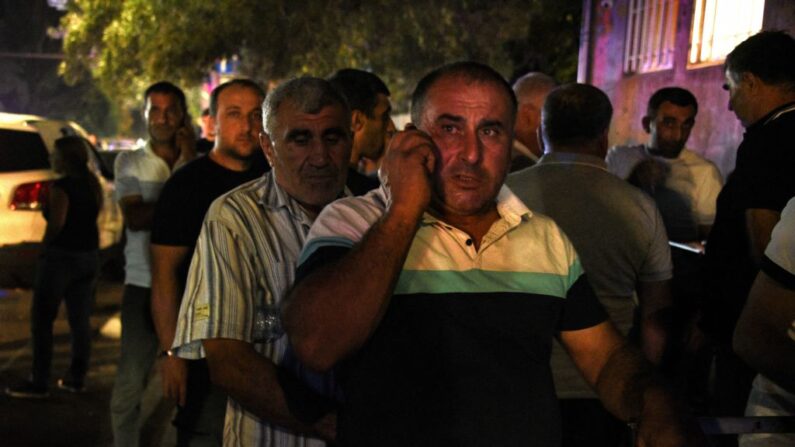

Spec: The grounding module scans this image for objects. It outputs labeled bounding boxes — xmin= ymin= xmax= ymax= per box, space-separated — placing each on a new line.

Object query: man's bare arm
xmin=746 ymin=208 xmax=780 ymax=265
xmin=284 ymin=130 xmax=435 ymax=372
xmin=636 ymin=279 xmax=673 ymax=365
xmin=562 ymin=322 xmax=701 ymax=447
xmin=119 ymin=195 xmax=156 ymax=231
xmin=734 ymin=272 xmax=795 ymax=394
xmin=151 ymin=243 xmax=191 ymax=405
xmin=202 ymin=338 xmax=335 ymax=441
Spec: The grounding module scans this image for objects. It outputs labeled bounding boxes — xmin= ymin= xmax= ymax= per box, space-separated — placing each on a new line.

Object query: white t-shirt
xmin=113 ymin=142 xmax=172 ymax=287
xmin=607 ymin=145 xmax=723 ymax=241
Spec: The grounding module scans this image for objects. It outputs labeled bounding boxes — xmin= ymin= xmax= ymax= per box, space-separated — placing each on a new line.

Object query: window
xmin=689 ymin=0 xmax=764 ymax=67
xmin=0 ymin=130 xmax=50 ymax=173
xmin=624 ymin=0 xmax=679 ymax=74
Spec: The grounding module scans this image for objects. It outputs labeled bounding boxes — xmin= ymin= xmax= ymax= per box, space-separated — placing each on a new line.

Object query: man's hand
xmin=636 ymin=388 xmax=707 ymax=447
xmin=379 ymin=127 xmax=436 ymax=221
xmin=629 ymin=158 xmax=669 ymax=194
xmin=175 ymin=121 xmax=197 ymax=165
xmin=161 ymin=355 xmax=188 ymax=407
xmin=312 ymin=412 xmax=337 ymax=443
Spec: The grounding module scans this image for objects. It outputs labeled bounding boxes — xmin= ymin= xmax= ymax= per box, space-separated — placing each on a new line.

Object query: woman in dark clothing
xmin=6 ymin=136 xmax=102 ymax=398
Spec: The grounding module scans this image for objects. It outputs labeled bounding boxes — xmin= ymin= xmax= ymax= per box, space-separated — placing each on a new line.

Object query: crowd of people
xmin=5 ymin=29 xmax=795 ymax=447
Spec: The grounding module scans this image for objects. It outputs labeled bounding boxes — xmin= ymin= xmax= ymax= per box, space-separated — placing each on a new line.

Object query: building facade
xmin=577 ymin=0 xmax=795 ymax=176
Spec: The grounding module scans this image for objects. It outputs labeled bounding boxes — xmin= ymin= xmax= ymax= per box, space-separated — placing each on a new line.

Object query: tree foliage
xmin=0 ymin=1 xmax=115 ymax=135
xmin=61 ymin=0 xmax=581 ymax=108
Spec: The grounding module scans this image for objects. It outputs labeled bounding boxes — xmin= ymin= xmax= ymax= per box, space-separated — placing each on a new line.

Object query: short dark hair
xmin=647 ymin=87 xmax=698 ymax=117
xmin=328 ymin=69 xmax=390 ymax=118
xmin=144 ymin=81 xmax=187 ymax=114
xmin=542 ymin=83 xmax=613 ymax=147
xmin=209 ymin=79 xmax=266 ymax=117
xmin=262 ymin=77 xmax=351 ymax=136
xmin=725 ymin=31 xmax=795 ymax=90
xmin=410 ymin=61 xmax=517 ymax=126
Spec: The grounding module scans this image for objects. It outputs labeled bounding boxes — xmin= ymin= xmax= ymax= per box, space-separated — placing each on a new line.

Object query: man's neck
xmin=430 ymin=202 xmax=501 ymax=250
xmin=515 ymin=135 xmax=541 ymax=159
xmin=209 ymin=148 xmax=251 ymax=172
xmin=646 ymin=145 xmax=682 ymax=159
xmin=150 ymin=140 xmax=180 ymax=168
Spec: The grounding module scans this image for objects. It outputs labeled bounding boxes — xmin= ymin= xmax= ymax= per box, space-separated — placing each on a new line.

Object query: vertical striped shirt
xmin=172 ymin=172 xmax=326 ymax=447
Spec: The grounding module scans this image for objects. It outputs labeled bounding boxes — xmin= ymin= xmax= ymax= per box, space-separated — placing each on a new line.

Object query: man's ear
xmin=536 ymin=127 xmax=545 ymax=155
xmin=209 ymin=114 xmax=219 ymax=138
xmin=351 ymin=110 xmax=366 ymax=132
xmin=259 ymin=133 xmax=275 ymax=167
xmin=742 ymin=72 xmax=759 ymax=93
xmin=642 ymin=116 xmax=652 ymax=134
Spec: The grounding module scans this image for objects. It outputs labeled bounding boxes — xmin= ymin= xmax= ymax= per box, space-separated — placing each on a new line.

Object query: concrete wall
xmin=579 ymin=0 xmax=795 ymax=177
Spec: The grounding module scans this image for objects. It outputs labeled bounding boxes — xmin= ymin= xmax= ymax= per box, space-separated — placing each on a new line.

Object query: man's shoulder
xmin=680 ymin=148 xmax=716 ymax=166
xmin=113 ymin=147 xmax=146 ymax=170
xmin=678 ymin=149 xmax=723 ymax=183
xmin=606 ymin=144 xmax=647 ymax=177
xmin=608 ymin=144 xmax=646 ymax=158
xmin=304 ymin=188 xmax=388 ymax=255
xmin=161 ymin=155 xmax=211 ymax=189
xmin=205 ymin=176 xmax=265 ymax=221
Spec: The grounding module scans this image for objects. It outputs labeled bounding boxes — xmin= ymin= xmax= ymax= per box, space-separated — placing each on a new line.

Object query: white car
xmin=0 ymin=112 xmax=124 ymax=287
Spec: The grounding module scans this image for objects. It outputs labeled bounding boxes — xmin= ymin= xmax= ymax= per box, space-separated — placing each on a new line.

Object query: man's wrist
xmin=159 ymin=349 xmax=176 ymax=358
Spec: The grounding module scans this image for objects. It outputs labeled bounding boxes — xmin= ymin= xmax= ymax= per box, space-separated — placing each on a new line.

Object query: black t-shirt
xmin=346 ymin=167 xmax=380 ymax=196
xmin=702 ymin=103 xmax=795 ymax=339
xmin=151 ymin=155 xmax=266 ymax=286
xmin=48 ymin=176 xmax=100 ymax=251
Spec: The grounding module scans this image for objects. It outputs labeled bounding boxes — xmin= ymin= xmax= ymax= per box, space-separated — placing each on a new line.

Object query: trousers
xmin=110 ymin=284 xmax=160 ymax=447
xmin=30 ymin=247 xmax=99 ymax=386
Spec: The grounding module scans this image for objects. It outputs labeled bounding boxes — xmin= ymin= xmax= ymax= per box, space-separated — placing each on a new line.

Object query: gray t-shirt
xmin=507 ymin=151 xmax=673 ymax=398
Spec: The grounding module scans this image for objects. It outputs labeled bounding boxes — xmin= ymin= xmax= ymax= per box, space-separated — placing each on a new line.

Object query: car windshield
xmin=0 ymin=129 xmax=51 ymax=173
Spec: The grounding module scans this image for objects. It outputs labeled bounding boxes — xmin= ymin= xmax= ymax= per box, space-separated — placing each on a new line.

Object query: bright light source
xmin=47 ymin=0 xmax=68 ymax=11
xmin=689 ymin=0 xmax=765 ymax=67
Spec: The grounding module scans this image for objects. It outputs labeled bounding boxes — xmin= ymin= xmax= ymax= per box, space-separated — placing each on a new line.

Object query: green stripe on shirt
xmin=394 ymin=268 xmax=579 ymax=298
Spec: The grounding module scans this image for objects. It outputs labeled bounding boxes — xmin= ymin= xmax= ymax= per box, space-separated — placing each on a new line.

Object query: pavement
xmin=0 ymin=269 xmax=175 ymax=447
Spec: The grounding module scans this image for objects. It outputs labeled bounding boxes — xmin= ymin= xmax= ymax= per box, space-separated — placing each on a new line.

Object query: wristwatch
xmin=159 ymin=349 xmax=176 ymax=358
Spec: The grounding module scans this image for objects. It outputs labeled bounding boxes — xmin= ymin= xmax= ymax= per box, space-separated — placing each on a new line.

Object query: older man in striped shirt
xmin=171 ymin=77 xmax=350 ymax=446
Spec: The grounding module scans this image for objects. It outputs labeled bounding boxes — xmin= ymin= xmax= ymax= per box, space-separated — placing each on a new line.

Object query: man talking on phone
xmin=110 ymin=81 xmax=196 ymax=447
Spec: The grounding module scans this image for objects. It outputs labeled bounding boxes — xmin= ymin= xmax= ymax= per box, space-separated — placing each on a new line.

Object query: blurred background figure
xmin=328 ymin=68 xmax=394 ymax=194
xmin=511 ymin=71 xmax=557 ymax=172
xmin=6 ymin=136 xmax=102 ymax=398
xmin=607 ymin=87 xmax=723 ymax=409
xmin=196 ymin=108 xmax=215 ymax=155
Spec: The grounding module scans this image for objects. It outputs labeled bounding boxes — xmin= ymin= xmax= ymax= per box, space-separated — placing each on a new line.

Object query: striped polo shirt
xmin=298 ymin=186 xmax=607 ymax=447
xmin=173 ymin=172 xmax=327 ymax=447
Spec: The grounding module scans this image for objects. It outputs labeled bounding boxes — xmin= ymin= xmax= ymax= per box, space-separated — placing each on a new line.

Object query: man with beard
xmin=111 ymin=81 xmax=196 ymax=447
xmin=328 ymin=68 xmax=394 ymax=194
xmin=607 ymin=87 xmax=722 ymax=245
xmin=150 ymin=79 xmax=267 ymax=446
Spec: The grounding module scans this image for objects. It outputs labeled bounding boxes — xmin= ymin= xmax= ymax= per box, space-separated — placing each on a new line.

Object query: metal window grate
xmin=624 ymin=0 xmax=679 ymax=74
xmin=688 ymin=0 xmax=765 ymax=67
